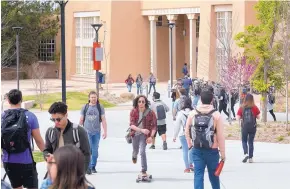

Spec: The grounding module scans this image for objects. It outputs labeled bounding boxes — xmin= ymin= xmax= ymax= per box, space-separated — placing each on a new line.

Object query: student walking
xmin=267 ymin=92 xmax=276 ymax=121
xmin=125 ymin=74 xmax=135 ymax=92
xmin=79 ymin=91 xmax=108 ymax=174
xmin=173 ymin=98 xmax=194 ymax=173
xmin=185 ymin=88 xmax=225 ymax=189
xmin=136 ymin=74 xmax=143 ymax=95
xmin=129 ymin=95 xmax=157 ymax=176
xmin=1 ymin=89 xmax=45 ymax=189
xmin=41 ymin=145 xmax=95 ymax=189
xmin=149 ymin=92 xmax=169 ymax=150
xmin=237 ymin=94 xmax=260 ymax=163
xmin=44 ymin=102 xmax=91 ymax=175
xmin=148 ymin=73 xmax=157 ymax=94
xmin=218 ymin=88 xmax=229 ymax=118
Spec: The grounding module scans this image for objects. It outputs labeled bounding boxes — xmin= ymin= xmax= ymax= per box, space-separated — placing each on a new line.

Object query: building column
xmin=166 ymin=14 xmax=178 ymax=80
xmin=148 ymin=16 xmax=158 ymax=78
xmin=187 ymin=14 xmax=197 ymax=78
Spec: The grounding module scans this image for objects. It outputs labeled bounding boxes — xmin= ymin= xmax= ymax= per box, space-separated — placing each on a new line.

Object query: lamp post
xmin=56 ymin=0 xmax=69 ymax=104
xmin=168 ymin=22 xmax=175 ymax=94
xmin=91 ymin=24 xmax=103 ymax=97
xmin=12 ymin=27 xmax=23 ymax=90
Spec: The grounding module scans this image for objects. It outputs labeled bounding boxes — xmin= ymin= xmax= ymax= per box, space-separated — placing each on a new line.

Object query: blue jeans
xmin=192 ymin=95 xmax=200 ymax=109
xmin=149 ymin=83 xmax=156 ymax=94
xmin=137 ymin=84 xmax=142 ymax=95
xmin=241 ymin=129 xmax=256 ymax=158
xmin=179 ymin=135 xmax=193 ymax=169
xmin=87 ymin=132 xmax=101 ymax=169
xmin=127 ymin=84 xmax=132 ymax=92
xmin=192 ymin=148 xmax=220 ymax=189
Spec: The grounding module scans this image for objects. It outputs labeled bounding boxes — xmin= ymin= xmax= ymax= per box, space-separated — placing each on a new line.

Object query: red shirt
xmin=130 ymin=108 xmax=157 ymax=138
xmin=237 ymin=105 xmax=260 ymax=118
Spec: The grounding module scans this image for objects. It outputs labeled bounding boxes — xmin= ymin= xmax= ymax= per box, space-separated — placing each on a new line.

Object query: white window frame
xmin=74 ymin=12 xmax=100 ymax=75
xmin=216 ymin=11 xmax=232 ymax=80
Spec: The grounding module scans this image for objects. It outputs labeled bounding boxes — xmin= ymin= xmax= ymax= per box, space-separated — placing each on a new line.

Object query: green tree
xmin=1 ymin=1 xmax=59 ymax=68
xmin=235 ymin=1 xmax=282 ymax=122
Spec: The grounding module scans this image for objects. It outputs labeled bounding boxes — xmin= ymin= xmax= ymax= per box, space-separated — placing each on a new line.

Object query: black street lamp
xmin=91 ymin=24 xmax=103 ymax=97
xmin=12 ymin=27 xmax=23 ymax=90
xmin=168 ymin=22 xmax=175 ymax=91
xmin=56 ymin=0 xmax=69 ymax=104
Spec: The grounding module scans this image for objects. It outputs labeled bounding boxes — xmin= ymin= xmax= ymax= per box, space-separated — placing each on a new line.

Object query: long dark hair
xmin=50 ymin=145 xmax=93 ymax=189
xmin=181 ymin=98 xmax=193 ymax=110
xmin=136 ymin=74 xmax=143 ymax=81
xmin=133 ymin=95 xmax=149 ymax=109
xmin=242 ymin=93 xmax=255 ymax=108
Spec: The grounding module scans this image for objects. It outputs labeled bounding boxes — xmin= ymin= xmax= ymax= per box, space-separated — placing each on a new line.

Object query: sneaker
xmin=184 ymin=168 xmax=191 ymax=173
xmin=232 ymin=117 xmax=236 ymax=120
xmin=132 ymin=157 xmax=137 ymax=164
xmin=149 ymin=145 xmax=155 ymax=149
xmin=249 ymin=158 xmax=253 ymax=163
xmin=86 ymin=169 xmax=92 ymax=175
xmin=163 ymin=142 xmax=168 ymax=150
xmin=91 ymin=168 xmax=97 ymax=173
xmin=242 ymin=154 xmax=249 ymax=163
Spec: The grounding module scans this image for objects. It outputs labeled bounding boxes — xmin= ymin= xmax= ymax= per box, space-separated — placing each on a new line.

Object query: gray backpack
xmin=190 ymin=109 xmax=216 ymax=149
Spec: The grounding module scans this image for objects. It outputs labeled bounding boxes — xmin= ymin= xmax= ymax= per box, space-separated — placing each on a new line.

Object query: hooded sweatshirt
xmin=185 ymin=104 xmax=225 ymax=158
xmin=174 ymin=108 xmax=191 ymax=138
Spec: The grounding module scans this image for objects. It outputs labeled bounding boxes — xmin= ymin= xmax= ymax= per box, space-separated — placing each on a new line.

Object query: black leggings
xmin=269 ymin=109 xmax=276 ymax=121
xmin=219 ymin=103 xmax=229 ymax=117
xmin=231 ymin=104 xmax=236 ymax=118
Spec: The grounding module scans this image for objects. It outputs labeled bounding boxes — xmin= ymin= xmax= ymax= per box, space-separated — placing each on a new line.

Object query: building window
xmin=38 ymin=39 xmax=55 ymax=62
xmin=75 ymin=15 xmax=99 ymax=75
xmin=75 ymin=17 xmax=81 ymax=38
xmin=196 ymin=16 xmax=200 ymax=38
xmin=216 ymin=11 xmax=232 ymax=79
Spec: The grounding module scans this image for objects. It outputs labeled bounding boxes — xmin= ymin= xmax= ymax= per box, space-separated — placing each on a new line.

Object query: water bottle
xmin=214 ymin=160 xmax=225 ymax=177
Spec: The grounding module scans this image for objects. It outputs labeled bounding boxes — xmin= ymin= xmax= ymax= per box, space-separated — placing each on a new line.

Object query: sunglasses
xmin=47 ymin=161 xmax=56 ymax=164
xmin=138 ymin=100 xmax=145 ymax=104
xmin=50 ymin=117 xmax=64 ymax=123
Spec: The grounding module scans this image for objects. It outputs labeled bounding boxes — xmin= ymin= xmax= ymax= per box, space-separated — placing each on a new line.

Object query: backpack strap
xmin=72 ymin=123 xmax=80 ymax=148
xmin=83 ymin=103 xmax=89 ymax=123
xmin=97 ymin=101 xmax=102 ymax=123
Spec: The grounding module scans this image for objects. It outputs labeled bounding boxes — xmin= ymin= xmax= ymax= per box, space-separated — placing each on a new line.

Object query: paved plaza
xmin=1 ymin=80 xmax=290 ymax=189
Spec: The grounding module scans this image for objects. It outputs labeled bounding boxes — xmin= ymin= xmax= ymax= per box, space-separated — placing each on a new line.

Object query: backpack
xmin=1 ymin=109 xmax=31 ymax=154
xmin=269 ymin=94 xmax=275 ymax=104
xmin=242 ymin=107 xmax=256 ymax=132
xmin=156 ymin=103 xmax=166 ymax=120
xmin=83 ymin=102 xmax=102 ymax=123
xmin=190 ymin=109 xmax=216 ymax=149
xmin=48 ymin=123 xmax=80 ymax=148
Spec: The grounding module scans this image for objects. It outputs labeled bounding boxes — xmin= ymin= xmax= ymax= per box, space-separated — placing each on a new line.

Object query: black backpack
xmin=1 ymin=109 xmax=31 ymax=154
xmin=242 ymin=107 xmax=256 ymax=132
xmin=156 ymin=103 xmax=166 ymax=120
xmin=83 ymin=102 xmax=102 ymax=123
xmin=190 ymin=109 xmax=216 ymax=149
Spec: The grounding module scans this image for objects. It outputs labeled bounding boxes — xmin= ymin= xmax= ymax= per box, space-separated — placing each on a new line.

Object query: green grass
xmin=23 ymin=91 xmax=116 ymax=110
xmin=33 ymin=151 xmax=45 ymax=163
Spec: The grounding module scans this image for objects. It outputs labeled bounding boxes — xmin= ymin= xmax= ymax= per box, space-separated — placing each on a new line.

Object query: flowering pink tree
xmin=220 ymin=54 xmax=257 ymax=92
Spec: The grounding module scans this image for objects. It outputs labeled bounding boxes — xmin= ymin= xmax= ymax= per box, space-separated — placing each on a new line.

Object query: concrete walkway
xmin=1 ymin=90 xmax=290 ymax=189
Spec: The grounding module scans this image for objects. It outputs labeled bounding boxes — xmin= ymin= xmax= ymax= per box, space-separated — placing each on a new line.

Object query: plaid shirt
xmin=130 ymin=108 xmax=157 ymax=138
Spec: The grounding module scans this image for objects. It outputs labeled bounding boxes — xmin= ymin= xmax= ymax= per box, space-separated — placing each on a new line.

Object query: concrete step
xmin=70 ymin=74 xmax=96 ymax=83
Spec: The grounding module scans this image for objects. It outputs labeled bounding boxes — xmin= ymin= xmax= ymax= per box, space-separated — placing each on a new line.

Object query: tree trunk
xmin=261 ymin=58 xmax=269 ymax=122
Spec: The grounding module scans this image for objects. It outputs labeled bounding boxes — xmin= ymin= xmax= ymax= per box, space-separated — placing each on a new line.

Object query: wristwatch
xmin=188 ymin=146 xmax=193 ymax=150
